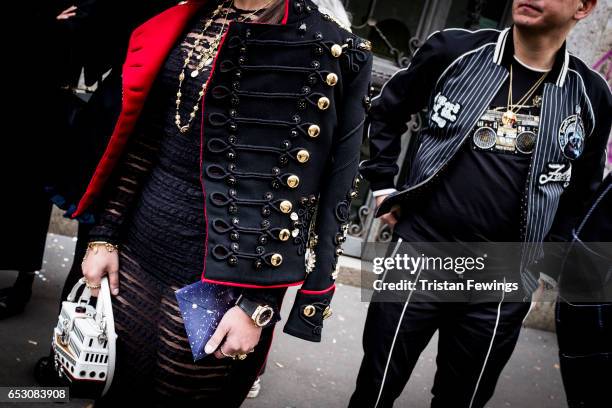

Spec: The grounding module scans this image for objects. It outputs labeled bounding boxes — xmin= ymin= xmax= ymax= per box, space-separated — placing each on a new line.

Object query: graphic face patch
xmin=539 ymin=162 xmax=572 ymax=188
xmin=558 ymin=113 xmax=585 ymax=160
xmin=431 ymin=92 xmax=461 ymax=128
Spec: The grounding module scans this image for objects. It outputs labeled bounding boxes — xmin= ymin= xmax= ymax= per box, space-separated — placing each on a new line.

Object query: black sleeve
xmin=241 ymin=288 xmax=284 ymax=323
xmin=359 ymin=31 xmax=450 ymax=191
xmin=543 ymin=76 xmax=612 ymax=282
xmin=88 ymin=125 xmax=160 ymax=245
xmin=282 ymin=49 xmax=373 ymax=342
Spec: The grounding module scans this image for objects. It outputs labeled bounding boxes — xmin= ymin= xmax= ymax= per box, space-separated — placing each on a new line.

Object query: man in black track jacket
xmin=350 ymin=0 xmax=611 ymax=407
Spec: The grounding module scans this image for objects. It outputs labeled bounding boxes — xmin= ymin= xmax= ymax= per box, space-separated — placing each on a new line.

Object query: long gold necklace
xmin=175 ymin=1 xmax=231 ymax=134
xmin=501 ymin=64 xmax=548 ymax=127
xmin=174 ymin=0 xmax=275 ymax=134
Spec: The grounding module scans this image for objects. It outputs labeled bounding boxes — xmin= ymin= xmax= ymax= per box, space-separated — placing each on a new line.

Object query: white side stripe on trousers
xmin=373 ymin=238 xmax=424 ymax=408
xmin=468 ymin=278 xmax=506 ymax=408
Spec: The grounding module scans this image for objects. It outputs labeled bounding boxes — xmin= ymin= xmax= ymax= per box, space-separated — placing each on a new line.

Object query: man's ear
xmin=575 ymin=0 xmax=597 ymax=22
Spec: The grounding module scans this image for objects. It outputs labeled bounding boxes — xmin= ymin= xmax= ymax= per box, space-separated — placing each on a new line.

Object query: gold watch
xmin=236 ymin=295 xmax=274 ymax=328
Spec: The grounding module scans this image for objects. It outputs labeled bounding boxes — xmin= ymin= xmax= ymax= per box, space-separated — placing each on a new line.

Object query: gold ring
xmin=219 ymin=347 xmax=237 ymax=360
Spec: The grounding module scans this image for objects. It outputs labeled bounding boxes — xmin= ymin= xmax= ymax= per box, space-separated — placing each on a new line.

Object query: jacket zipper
xmin=520 ymin=84 xmax=548 ymax=242
xmin=521 ymin=84 xmax=547 ymax=242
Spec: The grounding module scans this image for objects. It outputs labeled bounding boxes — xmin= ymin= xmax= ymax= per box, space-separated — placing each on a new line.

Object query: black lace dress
xmin=90 ymin=4 xmax=279 ymax=406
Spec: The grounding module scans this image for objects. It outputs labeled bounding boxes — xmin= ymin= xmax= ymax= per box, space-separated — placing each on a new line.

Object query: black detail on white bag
xmin=52 ymin=277 xmax=117 ymax=396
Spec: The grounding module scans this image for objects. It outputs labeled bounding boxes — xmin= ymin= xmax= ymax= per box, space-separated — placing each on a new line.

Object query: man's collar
xmin=493 ymin=26 xmax=569 ymax=87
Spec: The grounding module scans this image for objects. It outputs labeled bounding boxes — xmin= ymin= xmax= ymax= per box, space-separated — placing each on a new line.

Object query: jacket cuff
xmin=283 ymin=285 xmax=335 ymax=342
xmin=368 ymin=179 xmax=396 ymax=192
xmin=372 ymin=188 xmax=397 ymax=197
xmin=241 ymin=288 xmax=283 ymax=321
xmin=539 ymin=273 xmax=558 ymax=289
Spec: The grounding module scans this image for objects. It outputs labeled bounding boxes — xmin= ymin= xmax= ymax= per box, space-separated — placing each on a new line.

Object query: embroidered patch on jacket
xmin=431 ymin=92 xmax=461 ymax=128
xmin=539 ymin=162 xmax=572 ymax=188
xmin=558 ymin=108 xmax=585 ymax=160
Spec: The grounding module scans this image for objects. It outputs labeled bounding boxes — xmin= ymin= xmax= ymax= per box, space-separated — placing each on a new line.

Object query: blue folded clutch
xmin=175 ymin=280 xmax=239 ymax=361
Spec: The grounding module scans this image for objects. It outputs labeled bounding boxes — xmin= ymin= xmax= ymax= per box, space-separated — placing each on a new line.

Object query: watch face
xmin=255 ymin=307 xmax=273 ymax=327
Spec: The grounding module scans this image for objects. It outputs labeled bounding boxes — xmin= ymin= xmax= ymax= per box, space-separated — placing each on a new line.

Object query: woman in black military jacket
xmin=76 ymin=0 xmax=371 ymax=405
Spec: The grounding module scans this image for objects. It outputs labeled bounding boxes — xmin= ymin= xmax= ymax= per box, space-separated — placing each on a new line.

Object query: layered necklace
xmin=501 ymin=64 xmax=548 ymax=128
xmin=174 ymin=0 xmax=275 ymax=134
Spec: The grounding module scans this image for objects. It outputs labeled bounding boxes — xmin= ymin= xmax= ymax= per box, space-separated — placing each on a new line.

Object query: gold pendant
xmin=501 ymin=110 xmax=517 ymax=127
xmin=532 ymin=95 xmax=542 ymax=108
xmin=179 ymin=125 xmax=189 ymax=134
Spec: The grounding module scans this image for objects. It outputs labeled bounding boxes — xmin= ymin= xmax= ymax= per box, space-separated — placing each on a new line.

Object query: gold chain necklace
xmin=174 ymin=0 xmax=274 ymax=134
xmin=175 ymin=1 xmax=231 ymax=134
xmin=501 ymin=64 xmax=548 ymax=127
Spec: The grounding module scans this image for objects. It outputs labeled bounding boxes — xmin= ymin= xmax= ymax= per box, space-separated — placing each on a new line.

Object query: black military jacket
xmin=73 ymin=0 xmax=373 ymax=341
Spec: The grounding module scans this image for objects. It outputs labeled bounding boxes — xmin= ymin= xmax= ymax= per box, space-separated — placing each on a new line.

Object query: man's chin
xmin=513 ymin=15 xmax=546 ymax=31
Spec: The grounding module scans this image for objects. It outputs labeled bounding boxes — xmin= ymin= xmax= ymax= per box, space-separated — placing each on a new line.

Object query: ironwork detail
xmin=465 ymin=0 xmax=488 ymax=29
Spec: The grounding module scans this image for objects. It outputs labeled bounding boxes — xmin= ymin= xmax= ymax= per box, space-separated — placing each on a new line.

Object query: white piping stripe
xmin=493 ymin=28 xmax=510 ymax=65
xmin=468 ymin=279 xmax=507 ymax=408
xmin=567 ymin=69 xmax=596 ymax=138
xmin=377 ymin=239 xmax=403 ymax=307
xmin=556 ymin=50 xmax=570 ymax=87
xmin=372 ymin=188 xmax=397 ymax=197
xmin=499 ymin=29 xmax=510 ymax=65
xmin=373 ymin=239 xmax=424 ymax=408
xmin=443 ymin=27 xmax=500 ymax=34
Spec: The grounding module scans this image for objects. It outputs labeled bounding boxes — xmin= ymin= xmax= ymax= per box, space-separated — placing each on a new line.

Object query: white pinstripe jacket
xmin=360 ymin=27 xmax=612 ymax=293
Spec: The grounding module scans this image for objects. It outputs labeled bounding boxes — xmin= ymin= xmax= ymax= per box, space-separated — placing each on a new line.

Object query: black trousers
xmin=556 ymin=302 xmax=612 ymax=408
xmin=349 ymin=241 xmax=530 ymax=408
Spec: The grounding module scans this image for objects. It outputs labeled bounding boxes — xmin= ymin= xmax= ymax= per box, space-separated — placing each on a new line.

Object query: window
xmin=344 ymin=0 xmax=428 ymax=64
xmin=445 ymin=0 xmax=511 ymax=30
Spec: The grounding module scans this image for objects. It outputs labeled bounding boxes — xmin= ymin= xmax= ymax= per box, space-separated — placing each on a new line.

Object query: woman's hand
xmin=204 ymin=306 xmax=262 ymax=359
xmin=81 ymin=246 xmax=120 ymax=296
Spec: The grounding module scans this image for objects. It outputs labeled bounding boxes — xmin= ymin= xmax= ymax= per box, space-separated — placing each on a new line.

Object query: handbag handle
xmin=66 ymin=277 xmax=91 ymax=305
xmin=96 ymin=277 xmax=117 ymax=396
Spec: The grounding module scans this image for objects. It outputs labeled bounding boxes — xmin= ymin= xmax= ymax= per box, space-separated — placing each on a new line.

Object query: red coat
xmin=73 ymin=0 xmax=238 ymax=216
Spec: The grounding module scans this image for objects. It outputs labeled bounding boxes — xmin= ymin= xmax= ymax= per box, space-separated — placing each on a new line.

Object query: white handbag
xmin=52 ymin=277 xmax=117 ymax=396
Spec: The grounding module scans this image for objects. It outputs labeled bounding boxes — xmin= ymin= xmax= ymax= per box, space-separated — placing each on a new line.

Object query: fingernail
xmin=112 ymin=288 xmax=119 ymax=295
xmin=204 ymin=343 xmax=215 ymax=354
